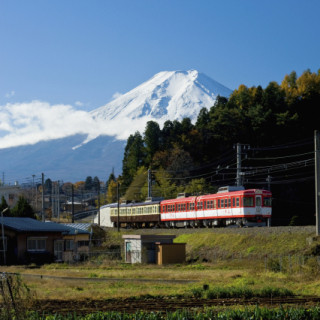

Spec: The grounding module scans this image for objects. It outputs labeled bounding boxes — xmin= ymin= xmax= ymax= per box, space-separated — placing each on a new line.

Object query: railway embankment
xmin=104 ymin=225 xmax=319 ymax=263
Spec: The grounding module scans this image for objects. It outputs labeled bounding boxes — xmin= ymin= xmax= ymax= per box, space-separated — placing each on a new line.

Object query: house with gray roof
xmin=0 ymin=217 xmax=90 ymax=265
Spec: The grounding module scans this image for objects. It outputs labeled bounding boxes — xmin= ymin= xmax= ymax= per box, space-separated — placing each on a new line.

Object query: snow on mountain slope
xmin=91 ymin=70 xmax=232 ymax=128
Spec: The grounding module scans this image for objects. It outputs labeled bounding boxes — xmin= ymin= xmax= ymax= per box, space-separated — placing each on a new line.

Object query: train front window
xmin=263 ymin=197 xmax=272 ymax=207
xmin=243 ymin=196 xmax=254 ymax=207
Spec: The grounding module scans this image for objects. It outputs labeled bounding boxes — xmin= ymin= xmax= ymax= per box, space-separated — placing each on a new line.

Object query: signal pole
xmin=315 ymin=130 xmax=320 ymax=236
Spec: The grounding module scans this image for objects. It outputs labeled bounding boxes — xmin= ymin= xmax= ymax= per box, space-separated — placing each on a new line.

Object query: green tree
xmin=144 ymin=121 xmax=161 ymax=166
xmin=11 ymin=196 xmax=35 ymax=218
xmin=0 ymin=196 xmax=10 ymax=216
xmin=106 ymin=170 xmax=116 ymax=189
xmin=92 ymin=176 xmax=100 ymax=191
xmin=122 ymin=131 xmax=145 ymax=189
xmin=123 ymin=166 xmax=148 ymax=202
xmin=106 ymin=180 xmax=118 ymax=204
xmin=152 ymin=168 xmax=178 ymax=199
xmin=85 ymin=176 xmax=93 ymax=190
xmin=184 ymin=178 xmax=213 ymax=195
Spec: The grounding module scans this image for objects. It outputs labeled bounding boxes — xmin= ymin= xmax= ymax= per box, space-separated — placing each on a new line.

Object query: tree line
xmin=104 ymin=69 xmax=320 ymax=225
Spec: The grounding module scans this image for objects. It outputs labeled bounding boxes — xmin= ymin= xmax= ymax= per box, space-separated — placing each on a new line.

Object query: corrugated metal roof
xmin=1 ymin=217 xmax=69 ymax=233
xmin=1 ymin=218 xmax=90 ymax=235
xmin=61 ymin=223 xmax=91 ymax=234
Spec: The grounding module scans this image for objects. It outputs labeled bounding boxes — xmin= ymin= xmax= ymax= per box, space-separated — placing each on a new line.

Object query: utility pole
xmin=235 ymin=143 xmax=250 ymax=187
xmin=97 ymin=182 xmax=100 ymax=226
xmin=117 ymin=182 xmax=120 ymax=232
xmin=148 ymin=169 xmax=152 ymax=198
xmin=266 ymin=175 xmax=272 ymax=191
xmin=57 ymin=181 xmax=60 ymax=221
xmin=41 ymin=173 xmax=45 ymax=222
xmin=236 ymin=143 xmax=242 ymax=186
xmin=315 ymin=130 xmax=320 ymax=236
xmin=71 ymin=184 xmax=74 ymax=223
xmin=32 ymin=174 xmax=35 ymax=208
xmin=51 ymin=181 xmax=55 ymax=218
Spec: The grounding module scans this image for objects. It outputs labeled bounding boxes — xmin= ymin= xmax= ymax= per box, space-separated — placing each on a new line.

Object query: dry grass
xmin=1 ymin=226 xmax=320 ymax=301
xmin=1 ymin=260 xmax=320 ymax=301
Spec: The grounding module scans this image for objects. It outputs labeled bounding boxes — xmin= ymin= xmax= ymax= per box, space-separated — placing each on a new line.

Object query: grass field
xmin=1 ymin=226 xmax=320 ymax=301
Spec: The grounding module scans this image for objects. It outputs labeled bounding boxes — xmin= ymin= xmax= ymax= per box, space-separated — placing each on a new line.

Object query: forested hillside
xmin=105 ymin=70 xmax=320 ymax=226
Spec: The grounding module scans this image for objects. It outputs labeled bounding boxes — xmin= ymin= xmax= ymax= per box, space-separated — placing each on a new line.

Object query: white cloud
xmin=112 ymin=92 xmax=123 ymax=100
xmin=74 ymin=101 xmax=84 ymax=107
xmin=5 ymin=91 xmax=15 ymax=98
xmin=0 ymin=100 xmax=143 ymax=149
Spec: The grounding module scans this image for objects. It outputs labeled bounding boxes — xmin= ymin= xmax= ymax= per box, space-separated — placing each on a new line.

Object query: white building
xmin=0 ymin=184 xmax=24 ymax=208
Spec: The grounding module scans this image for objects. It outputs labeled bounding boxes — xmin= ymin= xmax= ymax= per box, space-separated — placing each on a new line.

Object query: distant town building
xmin=0 ymin=184 xmax=24 ymax=208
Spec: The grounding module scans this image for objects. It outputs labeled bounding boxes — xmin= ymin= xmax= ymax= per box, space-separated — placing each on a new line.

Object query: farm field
xmin=1 ymin=226 xmax=320 ymax=318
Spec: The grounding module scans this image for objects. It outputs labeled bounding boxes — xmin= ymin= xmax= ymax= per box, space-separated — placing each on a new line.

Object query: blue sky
xmin=0 ymin=0 xmax=319 ymax=110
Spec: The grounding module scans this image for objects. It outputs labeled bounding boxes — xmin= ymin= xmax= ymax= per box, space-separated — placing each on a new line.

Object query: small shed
xmin=156 ymin=242 xmax=186 ymax=265
xmin=122 ymin=234 xmax=185 ymax=264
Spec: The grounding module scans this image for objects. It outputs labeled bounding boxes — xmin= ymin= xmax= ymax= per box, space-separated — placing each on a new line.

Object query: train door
xmin=255 ymin=195 xmax=262 ymax=214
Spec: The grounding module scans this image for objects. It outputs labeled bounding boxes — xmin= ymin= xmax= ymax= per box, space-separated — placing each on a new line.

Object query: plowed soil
xmin=31 ymin=296 xmax=320 ymax=315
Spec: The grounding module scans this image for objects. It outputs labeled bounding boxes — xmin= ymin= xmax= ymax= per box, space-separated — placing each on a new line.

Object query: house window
xmin=27 ymin=237 xmax=46 ymax=252
xmin=65 ymin=240 xmax=74 ymax=251
xmin=78 ymin=240 xmax=89 ymax=247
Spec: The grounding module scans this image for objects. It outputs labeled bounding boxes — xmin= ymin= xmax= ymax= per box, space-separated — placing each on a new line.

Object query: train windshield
xmin=243 ymin=196 xmax=254 ymax=207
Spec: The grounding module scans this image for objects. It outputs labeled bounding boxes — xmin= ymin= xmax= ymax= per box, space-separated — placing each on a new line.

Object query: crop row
xmin=24 ymin=306 xmax=320 ymax=320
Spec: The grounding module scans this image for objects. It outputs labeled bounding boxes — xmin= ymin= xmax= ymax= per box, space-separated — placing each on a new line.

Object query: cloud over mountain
xmin=0 ymin=70 xmax=232 ymax=181
xmin=0 ymin=70 xmax=232 ymax=150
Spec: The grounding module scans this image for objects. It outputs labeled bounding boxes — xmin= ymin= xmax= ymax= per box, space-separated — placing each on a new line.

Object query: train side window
xmin=218 ymin=199 xmax=220 ymax=208
xmin=232 ymin=198 xmax=235 ymax=207
xmin=221 ymin=199 xmax=224 ymax=208
xmin=228 ymin=198 xmax=231 ymax=207
xmin=213 ymin=200 xmax=216 ymax=209
xmin=236 ymin=197 xmax=240 ymax=207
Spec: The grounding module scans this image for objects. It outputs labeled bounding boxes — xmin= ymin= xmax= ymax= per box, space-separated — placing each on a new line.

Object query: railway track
xmin=31 ymin=296 xmax=320 ymax=315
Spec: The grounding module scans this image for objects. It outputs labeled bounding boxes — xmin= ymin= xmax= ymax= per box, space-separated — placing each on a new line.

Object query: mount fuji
xmin=0 ymin=70 xmax=232 ymax=182
xmin=91 ymin=70 xmax=232 ymax=140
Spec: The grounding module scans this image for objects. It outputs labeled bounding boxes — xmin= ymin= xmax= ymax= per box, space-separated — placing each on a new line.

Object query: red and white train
xmin=96 ymin=186 xmax=272 ymax=228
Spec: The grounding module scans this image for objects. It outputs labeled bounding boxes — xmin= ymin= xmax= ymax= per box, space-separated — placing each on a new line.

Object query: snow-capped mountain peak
xmin=91 ymin=70 xmax=232 ymax=126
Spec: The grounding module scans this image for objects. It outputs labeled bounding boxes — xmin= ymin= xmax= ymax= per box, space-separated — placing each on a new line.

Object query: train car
xmin=99 ymin=186 xmax=272 ymax=228
xmin=94 ymin=203 xmax=115 ymax=227
xmin=160 ymin=194 xmax=197 ymax=228
xmin=160 ymin=186 xmax=272 ymax=227
xmin=109 ymin=199 xmax=161 ymax=228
